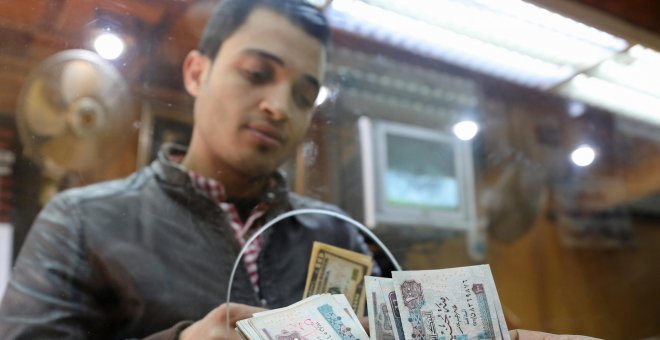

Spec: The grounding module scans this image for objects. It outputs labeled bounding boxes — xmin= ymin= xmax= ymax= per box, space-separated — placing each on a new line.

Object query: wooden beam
xmin=528 ymin=0 xmax=660 ymax=51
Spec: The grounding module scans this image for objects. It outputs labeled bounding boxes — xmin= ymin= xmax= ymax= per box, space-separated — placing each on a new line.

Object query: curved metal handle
xmin=225 ymin=208 xmax=402 ymax=332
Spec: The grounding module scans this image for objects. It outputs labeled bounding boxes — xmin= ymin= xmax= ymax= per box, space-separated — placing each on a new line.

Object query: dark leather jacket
xmin=0 ymin=145 xmax=375 ymax=339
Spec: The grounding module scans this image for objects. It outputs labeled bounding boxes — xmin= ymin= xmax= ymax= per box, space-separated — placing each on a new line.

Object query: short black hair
xmin=199 ymin=0 xmax=330 ymax=61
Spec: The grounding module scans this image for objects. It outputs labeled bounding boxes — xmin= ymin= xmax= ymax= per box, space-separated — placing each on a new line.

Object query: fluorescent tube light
xmin=327 ymin=0 xmax=575 ymax=88
xmin=362 ymin=0 xmax=626 ymax=69
xmin=628 ymin=44 xmax=660 ymax=63
xmin=558 ymin=75 xmax=660 ymax=126
xmin=593 ymin=59 xmax=660 ymax=99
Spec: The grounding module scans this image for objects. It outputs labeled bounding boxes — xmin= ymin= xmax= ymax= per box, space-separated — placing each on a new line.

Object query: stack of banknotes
xmin=236 ymin=293 xmax=370 ymax=340
xmin=366 ymin=264 xmax=510 ymax=340
xmin=236 ymin=241 xmax=509 ymax=339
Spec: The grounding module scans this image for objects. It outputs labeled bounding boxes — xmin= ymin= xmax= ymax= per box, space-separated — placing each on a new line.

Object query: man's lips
xmin=246 ymin=123 xmax=284 ymax=146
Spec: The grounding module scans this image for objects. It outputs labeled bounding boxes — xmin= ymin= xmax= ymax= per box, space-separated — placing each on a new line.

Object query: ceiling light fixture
xmin=558 ymin=74 xmax=660 ymax=126
xmin=93 ymin=32 xmax=125 ymax=60
xmin=453 ymin=120 xmax=480 ymax=141
xmin=327 ymin=0 xmax=627 ymax=89
xmin=571 ymin=144 xmax=596 ymax=167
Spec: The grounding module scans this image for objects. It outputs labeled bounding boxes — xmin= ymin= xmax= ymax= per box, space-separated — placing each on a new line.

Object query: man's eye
xmin=294 ymin=85 xmax=318 ymax=109
xmin=295 ymin=92 xmax=315 ymax=109
xmin=242 ymin=69 xmax=271 ymax=84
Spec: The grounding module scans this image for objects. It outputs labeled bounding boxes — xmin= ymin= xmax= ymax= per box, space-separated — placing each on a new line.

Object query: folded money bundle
xmin=366 ymin=265 xmax=510 ymax=340
xmin=236 ymin=294 xmax=370 ymax=340
xmin=303 ymin=242 xmax=373 ymax=316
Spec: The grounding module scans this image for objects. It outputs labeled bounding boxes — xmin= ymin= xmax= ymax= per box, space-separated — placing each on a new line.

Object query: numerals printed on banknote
xmin=236 ymin=294 xmax=369 ymax=340
xmin=391 ymin=265 xmax=510 ymax=340
xmin=303 ymin=242 xmax=373 ymax=316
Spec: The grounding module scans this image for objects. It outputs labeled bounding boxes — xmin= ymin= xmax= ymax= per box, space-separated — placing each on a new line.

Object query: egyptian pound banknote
xmin=391 ymin=265 xmax=510 ymax=340
xmin=237 ymin=294 xmax=370 ymax=340
xmin=365 ymin=276 xmax=406 ymax=340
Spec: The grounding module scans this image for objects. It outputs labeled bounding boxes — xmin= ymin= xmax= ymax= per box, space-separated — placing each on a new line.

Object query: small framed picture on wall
xmin=136 ymin=100 xmax=193 ymax=168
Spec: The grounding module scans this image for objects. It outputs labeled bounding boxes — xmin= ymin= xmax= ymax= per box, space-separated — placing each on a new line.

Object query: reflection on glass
xmin=0 ymin=0 xmax=658 ymax=339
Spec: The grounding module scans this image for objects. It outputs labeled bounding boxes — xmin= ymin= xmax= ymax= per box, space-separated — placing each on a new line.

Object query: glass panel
xmin=0 ymin=1 xmax=658 ymax=339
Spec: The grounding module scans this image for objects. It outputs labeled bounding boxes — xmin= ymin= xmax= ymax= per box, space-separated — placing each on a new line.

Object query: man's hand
xmin=358 ymin=316 xmax=369 ymax=335
xmin=509 ymin=329 xmax=602 ymax=340
xmin=179 ymin=302 xmax=266 ymax=340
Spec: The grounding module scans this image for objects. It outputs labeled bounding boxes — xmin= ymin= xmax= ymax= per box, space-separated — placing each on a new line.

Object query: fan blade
xmin=39 ymin=132 xmax=99 ymax=173
xmin=23 ymin=78 xmax=68 ymax=137
xmin=60 ymin=60 xmax=103 ymax=104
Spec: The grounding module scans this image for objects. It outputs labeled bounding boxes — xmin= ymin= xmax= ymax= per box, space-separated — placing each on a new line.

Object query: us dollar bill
xmin=365 ymin=276 xmax=405 ymax=340
xmin=237 ymin=294 xmax=369 ymax=340
xmin=303 ymin=241 xmax=373 ymax=316
xmin=391 ymin=265 xmax=510 ymax=340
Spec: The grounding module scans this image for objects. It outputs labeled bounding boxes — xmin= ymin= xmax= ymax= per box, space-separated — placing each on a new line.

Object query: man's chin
xmin=237 ymin=160 xmax=282 ymax=178
xmin=256 ymin=143 xmax=274 ymax=153
xmin=231 ymin=148 xmax=288 ymax=177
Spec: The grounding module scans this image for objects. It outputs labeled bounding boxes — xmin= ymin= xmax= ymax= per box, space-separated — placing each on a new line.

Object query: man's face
xmin=185 ymin=7 xmax=326 ymax=177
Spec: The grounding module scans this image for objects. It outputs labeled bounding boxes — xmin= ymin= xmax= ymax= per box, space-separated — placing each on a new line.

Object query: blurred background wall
xmin=0 ymin=1 xmax=659 ymax=338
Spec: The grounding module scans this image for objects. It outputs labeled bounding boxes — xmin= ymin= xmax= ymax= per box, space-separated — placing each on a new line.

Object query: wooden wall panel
xmin=0 ymin=0 xmax=49 ymax=29
xmin=401 ymin=213 xmax=660 ymax=339
xmin=55 ymin=1 xmax=100 ymax=34
xmin=0 ymin=57 xmax=30 ymax=114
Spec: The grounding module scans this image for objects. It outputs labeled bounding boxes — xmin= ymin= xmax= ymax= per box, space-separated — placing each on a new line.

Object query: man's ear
xmin=182 ymin=50 xmax=210 ymax=97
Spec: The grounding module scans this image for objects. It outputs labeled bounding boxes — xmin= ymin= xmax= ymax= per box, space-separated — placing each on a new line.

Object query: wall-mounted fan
xmin=16 ymin=49 xmax=133 ymax=204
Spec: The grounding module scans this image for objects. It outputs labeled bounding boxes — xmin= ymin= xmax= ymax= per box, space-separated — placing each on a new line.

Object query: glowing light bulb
xmin=571 ymin=145 xmax=596 ymax=167
xmin=94 ymin=33 xmax=125 ymax=60
xmin=453 ymin=120 xmax=479 ymax=141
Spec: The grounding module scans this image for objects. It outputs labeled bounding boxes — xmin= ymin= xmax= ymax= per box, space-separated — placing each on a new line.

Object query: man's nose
xmin=259 ymin=84 xmax=291 ymax=121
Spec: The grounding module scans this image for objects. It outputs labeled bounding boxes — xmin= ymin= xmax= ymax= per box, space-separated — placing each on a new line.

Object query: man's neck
xmin=181 ymin=146 xmax=269 ymax=200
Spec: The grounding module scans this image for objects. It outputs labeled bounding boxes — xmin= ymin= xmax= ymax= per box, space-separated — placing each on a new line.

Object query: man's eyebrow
xmin=243 ymin=48 xmax=285 ymax=66
xmin=243 ymin=48 xmax=320 ymax=90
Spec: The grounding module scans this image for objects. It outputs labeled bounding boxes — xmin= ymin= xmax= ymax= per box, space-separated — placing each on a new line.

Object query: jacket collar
xmin=150 ymin=143 xmax=291 ymax=210
xmin=149 ymin=144 xmax=347 ymax=232
xmin=152 ymin=143 xmax=190 ymax=187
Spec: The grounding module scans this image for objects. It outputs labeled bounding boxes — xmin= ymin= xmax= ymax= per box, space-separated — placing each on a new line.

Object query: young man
xmin=0 ymin=1 xmax=375 ymax=339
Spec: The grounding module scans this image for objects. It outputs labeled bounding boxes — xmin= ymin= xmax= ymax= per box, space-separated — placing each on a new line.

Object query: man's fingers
xmin=510 ymin=329 xmax=559 ymax=340
xmin=509 ymin=329 xmax=603 ymax=340
xmin=358 ymin=316 xmax=369 ymax=335
xmin=209 ymin=324 xmax=229 ymax=337
xmin=211 ymin=303 xmax=266 ymax=326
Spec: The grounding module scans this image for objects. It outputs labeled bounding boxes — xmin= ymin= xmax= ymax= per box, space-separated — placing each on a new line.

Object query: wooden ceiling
xmin=0 ymin=0 xmax=208 ymax=112
xmin=574 ymin=0 xmax=660 ymax=35
xmin=0 ymin=0 xmax=658 ymax=114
